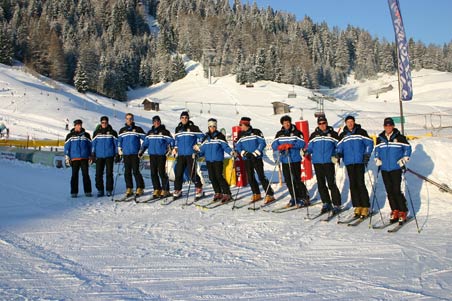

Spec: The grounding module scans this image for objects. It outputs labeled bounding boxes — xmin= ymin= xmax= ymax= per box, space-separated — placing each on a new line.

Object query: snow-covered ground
xmin=1 ymin=62 xmax=452 ymax=299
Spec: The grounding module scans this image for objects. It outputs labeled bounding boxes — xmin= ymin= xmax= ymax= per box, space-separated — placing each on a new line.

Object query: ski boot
xmin=264 ymin=195 xmax=275 ymax=205
xmin=71 ymin=193 xmax=77 ymax=198
xmin=250 ymin=193 xmax=262 ymax=203
xmin=321 ymin=203 xmax=333 ymax=214
xmin=160 ymin=190 xmax=171 ymax=198
xmin=153 ymin=190 xmax=161 ymax=199
xmin=135 ymin=188 xmax=144 ymax=197
xmin=398 ymin=211 xmax=407 ymax=225
xmin=354 ymin=207 xmax=362 ymax=218
xmin=221 ymin=194 xmax=232 ymax=203
xmin=97 ymin=191 xmax=105 ymax=198
xmin=389 ymin=210 xmax=399 ymax=224
xmin=285 ymin=199 xmax=296 ymax=208
xmin=332 ymin=205 xmax=341 ymax=215
xmin=213 ymin=193 xmax=223 ymax=202
xmin=173 ymin=190 xmax=182 ymax=199
xmin=85 ymin=192 xmax=93 ymax=197
xmin=195 ymin=187 xmax=204 ymax=199
xmin=360 ymin=207 xmax=369 ymax=219
xmin=106 ymin=191 xmax=112 ymax=197
xmin=125 ymin=188 xmax=133 ymax=197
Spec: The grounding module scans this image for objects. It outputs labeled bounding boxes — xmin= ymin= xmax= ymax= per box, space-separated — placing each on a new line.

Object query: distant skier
xmin=374 ymin=117 xmax=412 ymax=224
xmin=305 ymin=116 xmax=342 ymax=214
xmin=64 ymin=119 xmax=93 ymax=198
xmin=139 ymin=115 xmax=174 ymax=199
xmin=92 ymin=116 xmax=118 ymax=197
xmin=194 ymin=118 xmax=236 ymax=203
xmin=235 ymin=117 xmax=275 ymax=204
xmin=172 ymin=111 xmax=205 ymax=199
xmin=118 ymin=113 xmax=145 ymax=197
xmin=65 ymin=118 xmax=69 ymax=130
xmin=271 ymin=115 xmax=309 ymax=208
xmin=336 ymin=115 xmax=374 ymax=218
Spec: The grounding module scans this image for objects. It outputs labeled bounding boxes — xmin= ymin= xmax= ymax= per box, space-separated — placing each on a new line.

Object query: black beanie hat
xmin=73 ymin=119 xmax=82 ymax=125
xmin=100 ymin=116 xmax=109 ymax=122
xmin=152 ymin=115 xmax=161 ymax=123
xmin=180 ymin=111 xmax=189 ymax=118
xmin=280 ymin=115 xmax=292 ymax=125
xmin=345 ymin=115 xmax=355 ymax=123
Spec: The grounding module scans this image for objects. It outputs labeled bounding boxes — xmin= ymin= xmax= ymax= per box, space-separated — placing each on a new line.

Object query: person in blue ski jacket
xmin=235 ymin=117 xmax=275 ymax=204
xmin=64 ymin=119 xmax=93 ymax=198
xmin=336 ymin=115 xmax=374 ymax=218
xmin=305 ymin=116 xmax=342 ymax=214
xmin=271 ymin=115 xmax=309 ymax=207
xmin=171 ymin=111 xmax=205 ymax=199
xmin=374 ymin=117 xmax=412 ymax=224
xmin=194 ymin=118 xmax=236 ymax=203
xmin=118 ymin=113 xmax=145 ymax=197
xmin=139 ymin=115 xmax=174 ymax=199
xmin=92 ymin=116 xmax=118 ymax=197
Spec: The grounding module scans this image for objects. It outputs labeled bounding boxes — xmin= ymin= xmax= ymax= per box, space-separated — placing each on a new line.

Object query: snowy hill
xmin=2 ymin=62 xmax=452 ymax=141
xmin=1 ymin=62 xmax=452 ymax=299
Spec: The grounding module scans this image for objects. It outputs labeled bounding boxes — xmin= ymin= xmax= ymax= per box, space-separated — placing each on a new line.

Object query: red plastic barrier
xmin=231 ymin=126 xmax=248 ymax=187
xmin=295 ymin=120 xmax=313 ymax=181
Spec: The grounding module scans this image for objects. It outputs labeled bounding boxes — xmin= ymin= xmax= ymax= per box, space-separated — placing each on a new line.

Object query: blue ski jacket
xmin=198 ymin=130 xmax=232 ymax=162
xmin=64 ymin=128 xmax=92 ymax=160
xmin=306 ymin=126 xmax=339 ymax=164
xmin=140 ymin=124 xmax=174 ymax=156
xmin=174 ymin=121 xmax=204 ymax=156
xmin=92 ymin=125 xmax=118 ymax=158
xmin=235 ymin=127 xmax=266 ymax=160
xmin=337 ymin=124 xmax=374 ymax=166
xmin=374 ymin=128 xmax=411 ymax=171
xmin=118 ymin=123 xmax=145 ymax=155
xmin=271 ymin=125 xmax=305 ymax=164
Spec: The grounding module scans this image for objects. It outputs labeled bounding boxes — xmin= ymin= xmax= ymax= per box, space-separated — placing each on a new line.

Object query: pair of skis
xmin=371 ymin=217 xmax=414 ymax=233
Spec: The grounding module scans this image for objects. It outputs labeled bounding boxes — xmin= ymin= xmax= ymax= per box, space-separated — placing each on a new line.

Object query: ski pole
xmin=287 ymin=153 xmax=300 ymax=213
xmin=185 ymin=153 xmax=198 ymax=205
xmin=254 ymin=151 xmax=281 ymax=210
xmin=402 ymin=167 xmax=421 ymax=233
xmin=368 ymin=166 xmax=383 ymax=228
xmin=111 ymin=159 xmax=123 ymax=201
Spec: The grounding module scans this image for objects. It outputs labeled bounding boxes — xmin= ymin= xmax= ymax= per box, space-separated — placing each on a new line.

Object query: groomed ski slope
xmin=0 ymin=137 xmax=451 ymax=300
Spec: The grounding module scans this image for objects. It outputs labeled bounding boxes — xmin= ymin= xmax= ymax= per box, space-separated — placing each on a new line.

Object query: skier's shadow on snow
xmin=405 ymin=143 xmax=434 ymax=214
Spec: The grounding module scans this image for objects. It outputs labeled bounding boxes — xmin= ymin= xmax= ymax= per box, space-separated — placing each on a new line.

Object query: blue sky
xmin=251 ymin=0 xmax=452 ymax=45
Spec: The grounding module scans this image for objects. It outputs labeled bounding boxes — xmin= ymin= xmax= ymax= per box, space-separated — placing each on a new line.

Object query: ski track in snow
xmin=1 ymin=157 xmax=452 ymax=300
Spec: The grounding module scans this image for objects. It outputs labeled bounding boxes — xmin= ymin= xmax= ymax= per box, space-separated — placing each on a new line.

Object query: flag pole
xmin=395 ymin=45 xmax=405 ymax=135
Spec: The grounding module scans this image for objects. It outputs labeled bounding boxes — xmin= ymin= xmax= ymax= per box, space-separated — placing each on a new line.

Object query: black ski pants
xmin=95 ymin=157 xmax=114 ymax=193
xmin=382 ymin=169 xmax=408 ymax=212
xmin=346 ymin=163 xmax=370 ymax=208
xmin=174 ymin=155 xmax=202 ymax=191
xmin=71 ymin=159 xmax=92 ymax=195
xmin=207 ymin=161 xmax=231 ymax=195
xmin=282 ymin=161 xmax=308 ymax=201
xmin=314 ymin=163 xmax=341 ymax=206
xmin=149 ymin=155 xmax=169 ymax=191
xmin=244 ymin=157 xmax=274 ymax=196
xmin=123 ymin=154 xmax=144 ymax=189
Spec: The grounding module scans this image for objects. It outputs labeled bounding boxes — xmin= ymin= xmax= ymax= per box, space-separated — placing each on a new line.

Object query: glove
xmin=397 ymin=156 xmax=409 ymax=167
xmin=300 ymin=148 xmax=305 ymax=157
xmin=230 ymin=150 xmax=238 ymax=158
xmin=89 ymin=153 xmax=95 ymax=165
xmin=138 ymin=150 xmax=144 ymax=159
xmin=192 ymin=152 xmax=198 ymax=159
xmin=193 ymin=144 xmax=200 ymax=152
xmin=65 ymin=155 xmax=71 ymax=166
xmin=252 ymin=150 xmax=261 ymax=157
xmin=277 ymin=144 xmax=287 ymax=151
xmin=118 ymin=147 xmax=123 ymax=156
xmin=375 ymin=158 xmax=382 ymax=167
xmin=331 ymin=156 xmax=338 ymax=164
xmin=363 ymin=154 xmax=371 ymax=167
xmin=171 ymin=148 xmax=178 ymax=157
xmin=114 ymin=154 xmax=121 ymax=163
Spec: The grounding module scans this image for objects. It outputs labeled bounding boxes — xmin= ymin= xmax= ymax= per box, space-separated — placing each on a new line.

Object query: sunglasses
xmin=318 ymin=122 xmax=327 ymax=125
xmin=101 ymin=121 xmax=107 ymax=124
xmin=181 ymin=116 xmax=188 ymax=119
